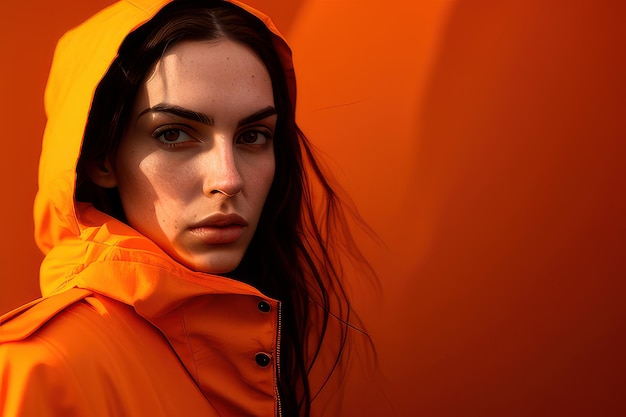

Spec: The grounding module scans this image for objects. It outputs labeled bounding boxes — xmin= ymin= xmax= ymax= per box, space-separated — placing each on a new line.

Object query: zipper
xmin=275 ymin=301 xmax=283 ymax=417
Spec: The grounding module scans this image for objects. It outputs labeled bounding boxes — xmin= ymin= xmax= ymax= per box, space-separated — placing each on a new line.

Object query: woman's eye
xmin=238 ymin=130 xmax=271 ymax=145
xmin=153 ymin=127 xmax=194 ymax=146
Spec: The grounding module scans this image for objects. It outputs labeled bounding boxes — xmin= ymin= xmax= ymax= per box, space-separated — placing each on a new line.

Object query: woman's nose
xmin=201 ymin=142 xmax=244 ymax=198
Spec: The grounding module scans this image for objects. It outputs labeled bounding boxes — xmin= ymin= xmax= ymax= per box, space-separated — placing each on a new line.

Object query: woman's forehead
xmin=138 ymin=39 xmax=274 ymax=116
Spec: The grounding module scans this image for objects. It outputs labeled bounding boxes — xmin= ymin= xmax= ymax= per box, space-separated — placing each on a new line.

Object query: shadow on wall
xmin=396 ymin=1 xmax=626 ymax=416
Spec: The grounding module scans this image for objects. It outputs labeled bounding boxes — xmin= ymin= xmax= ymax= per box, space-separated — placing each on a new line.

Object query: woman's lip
xmin=190 ymin=213 xmax=248 ymax=228
xmin=188 ymin=225 xmax=245 ymax=245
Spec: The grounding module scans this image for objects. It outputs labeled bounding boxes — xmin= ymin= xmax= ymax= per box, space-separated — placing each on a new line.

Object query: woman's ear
xmin=86 ymin=158 xmax=117 ymax=188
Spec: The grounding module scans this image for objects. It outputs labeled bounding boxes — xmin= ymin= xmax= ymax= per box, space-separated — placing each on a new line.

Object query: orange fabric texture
xmin=0 ymin=1 xmax=296 ymax=416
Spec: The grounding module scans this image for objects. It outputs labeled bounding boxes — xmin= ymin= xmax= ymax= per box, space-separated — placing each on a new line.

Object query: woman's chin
xmin=174 ymin=251 xmax=243 ymax=276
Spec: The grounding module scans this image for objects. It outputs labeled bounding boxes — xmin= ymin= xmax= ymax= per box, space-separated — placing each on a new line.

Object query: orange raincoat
xmin=0 ymin=1 xmax=297 ymax=416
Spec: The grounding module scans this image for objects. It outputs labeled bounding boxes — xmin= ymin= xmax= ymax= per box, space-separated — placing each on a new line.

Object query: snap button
xmin=258 ymin=300 xmax=271 ymax=313
xmin=255 ymin=353 xmax=271 ymax=367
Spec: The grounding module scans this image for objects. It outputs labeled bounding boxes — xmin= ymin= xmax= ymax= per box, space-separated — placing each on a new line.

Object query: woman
xmin=0 ymin=0 xmax=373 ymax=416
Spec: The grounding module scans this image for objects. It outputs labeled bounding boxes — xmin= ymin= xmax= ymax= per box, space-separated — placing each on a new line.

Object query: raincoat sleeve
xmin=0 ymin=340 xmax=95 ymax=417
xmin=0 ymin=290 xmax=97 ymax=416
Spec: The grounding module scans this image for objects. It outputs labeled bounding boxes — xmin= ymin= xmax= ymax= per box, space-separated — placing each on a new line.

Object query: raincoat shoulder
xmin=0 ymin=288 xmax=92 ymax=343
xmin=0 ymin=292 xmax=217 ymax=417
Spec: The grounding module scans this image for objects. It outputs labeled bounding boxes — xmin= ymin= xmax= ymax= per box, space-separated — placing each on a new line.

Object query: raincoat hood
xmin=34 ymin=0 xmax=296 ymax=303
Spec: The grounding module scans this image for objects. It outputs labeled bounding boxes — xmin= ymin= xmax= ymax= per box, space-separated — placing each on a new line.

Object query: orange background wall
xmin=1 ymin=1 xmax=624 ymax=416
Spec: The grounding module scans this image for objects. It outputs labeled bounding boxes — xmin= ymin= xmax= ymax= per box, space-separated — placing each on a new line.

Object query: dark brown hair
xmin=76 ymin=1 xmax=374 ymax=415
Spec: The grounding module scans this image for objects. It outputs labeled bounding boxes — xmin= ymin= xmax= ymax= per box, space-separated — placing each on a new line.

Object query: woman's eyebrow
xmin=137 ymin=104 xmax=214 ymax=125
xmin=237 ymin=106 xmax=277 ymax=127
xmin=137 ymin=104 xmax=277 ymax=127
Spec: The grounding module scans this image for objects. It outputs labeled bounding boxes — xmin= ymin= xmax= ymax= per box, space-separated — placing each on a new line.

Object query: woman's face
xmin=108 ymin=39 xmax=276 ymax=274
